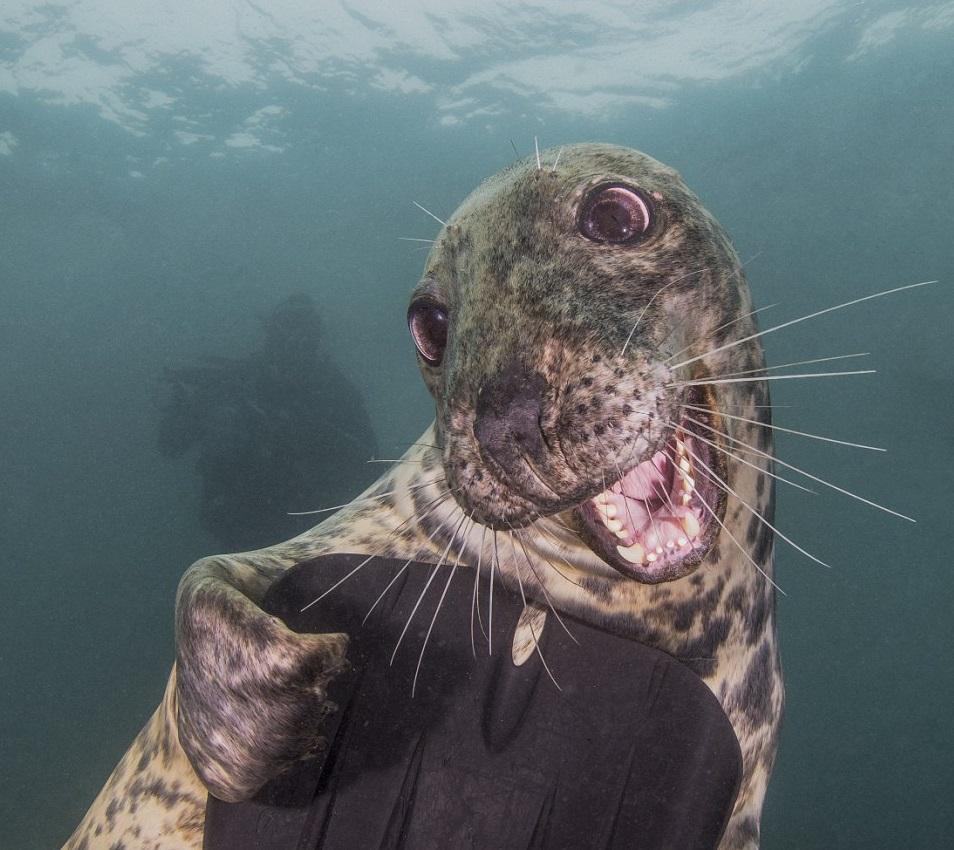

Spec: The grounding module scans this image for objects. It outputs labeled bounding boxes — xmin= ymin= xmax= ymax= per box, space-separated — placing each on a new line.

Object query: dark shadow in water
xmin=157 ymin=293 xmax=378 ymax=550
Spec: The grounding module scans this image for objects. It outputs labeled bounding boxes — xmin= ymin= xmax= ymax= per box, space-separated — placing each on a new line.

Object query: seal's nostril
xmin=474 ymin=365 xmax=549 ymax=468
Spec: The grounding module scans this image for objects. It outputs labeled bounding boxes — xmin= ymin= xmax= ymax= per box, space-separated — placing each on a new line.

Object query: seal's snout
xmin=473 ymin=364 xmax=549 ymax=472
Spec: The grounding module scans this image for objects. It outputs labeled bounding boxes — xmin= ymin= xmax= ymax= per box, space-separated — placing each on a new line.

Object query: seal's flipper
xmin=204 ymin=553 xmax=742 ymax=850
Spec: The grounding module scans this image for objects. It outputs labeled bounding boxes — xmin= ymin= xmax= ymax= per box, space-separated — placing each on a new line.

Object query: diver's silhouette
xmin=158 ymin=294 xmax=378 ymax=551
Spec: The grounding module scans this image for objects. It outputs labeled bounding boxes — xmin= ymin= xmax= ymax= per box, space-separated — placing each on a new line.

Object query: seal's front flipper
xmin=176 ymin=554 xmax=350 ymax=803
xmin=204 ymin=554 xmax=742 ymax=850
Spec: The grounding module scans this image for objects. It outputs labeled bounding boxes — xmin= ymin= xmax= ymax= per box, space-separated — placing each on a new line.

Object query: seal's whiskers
xmin=667 ymin=279 xmax=939 ymax=370
xmin=390 ymin=514 xmax=467 ymax=667
xmin=512 ymin=529 xmax=579 ymax=645
xmin=688 ymin=351 xmax=871 ymax=382
xmin=490 ymin=531 xmax=500 ymax=656
xmin=688 ymin=470 xmax=785 ymax=594
xmin=680 ymin=402 xmax=884 ymax=452
xmin=412 ymin=517 xmax=472 ymax=697
xmin=530 ymin=524 xmax=586 ymax=588
xmin=361 ymin=496 xmax=459 ymax=624
xmin=620 ymin=267 xmax=707 ymax=357
xmin=470 ymin=524 xmax=488 ymax=657
xmin=507 ymin=531 xmax=562 ymax=691
xmin=681 ymin=413 xmax=915 ymax=522
xmin=288 ymin=476 xmax=442 ymax=516
xmin=300 ymin=486 xmax=453 ymax=613
xmin=667 ymin=369 xmax=876 ymax=389
xmin=676 ymin=424 xmax=816 ymax=494
xmin=678 ymin=440 xmax=830 ymax=569
xmin=411 ymin=200 xmax=446 ymax=227
xmin=665 ymin=303 xmax=778 ymax=364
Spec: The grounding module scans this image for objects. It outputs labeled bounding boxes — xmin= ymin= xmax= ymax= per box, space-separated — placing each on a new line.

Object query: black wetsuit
xmin=204 ymin=555 xmax=742 ymax=850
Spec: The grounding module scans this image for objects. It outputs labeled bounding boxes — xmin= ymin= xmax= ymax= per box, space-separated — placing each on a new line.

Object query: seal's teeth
xmin=681 ymin=492 xmax=692 ymax=506
xmin=679 ymin=457 xmax=691 ymax=473
xmin=595 ymin=493 xmax=610 ymax=506
xmin=646 ymin=551 xmax=658 ymax=563
xmin=597 ymin=503 xmax=618 ymax=520
xmin=605 ymin=518 xmax=623 ymax=533
xmin=614 ymin=529 xmax=629 ymax=540
xmin=682 ymin=512 xmax=701 ymax=538
xmin=616 ymin=542 xmax=645 ymax=564
xmin=677 ymin=536 xmax=688 ymax=547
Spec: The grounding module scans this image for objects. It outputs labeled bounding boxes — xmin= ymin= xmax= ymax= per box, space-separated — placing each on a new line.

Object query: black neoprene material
xmin=203 ymin=554 xmax=742 ymax=850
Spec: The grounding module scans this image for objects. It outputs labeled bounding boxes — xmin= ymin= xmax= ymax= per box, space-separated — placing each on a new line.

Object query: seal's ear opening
xmin=204 ymin=554 xmax=742 ymax=850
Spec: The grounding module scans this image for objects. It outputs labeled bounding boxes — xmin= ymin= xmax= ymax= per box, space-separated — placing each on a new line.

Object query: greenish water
xmin=1 ymin=3 xmax=952 ymax=847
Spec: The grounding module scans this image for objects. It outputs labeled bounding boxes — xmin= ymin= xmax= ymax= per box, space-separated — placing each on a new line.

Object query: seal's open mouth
xmin=575 ymin=388 xmax=724 ymax=583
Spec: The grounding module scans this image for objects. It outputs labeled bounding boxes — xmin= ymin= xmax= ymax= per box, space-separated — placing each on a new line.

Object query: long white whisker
xmin=665 ymin=303 xmax=778 ymax=364
xmin=551 ymin=146 xmax=564 ymax=171
xmin=512 ymin=528 xmax=579 ymax=645
xmin=601 ymin=440 xmax=639 ymax=535
xmin=696 ymin=352 xmax=871 ymax=380
xmin=397 ymin=237 xmax=436 ymax=243
xmin=300 ymin=491 xmax=449 ymax=611
xmin=389 ymin=486 xmax=456 ymax=538
xmin=390 ymin=514 xmax=466 ymax=666
xmin=682 ymin=402 xmax=885 ymax=452
xmin=669 ymin=279 xmax=939 ymax=371
xmin=673 ymin=420 xmax=816 ymax=494
xmin=300 ymin=552 xmax=377 ymax=612
xmin=534 ymin=136 xmax=541 ymax=170
xmin=667 ymin=370 xmax=876 ymax=389
xmin=412 ymin=517 xmax=471 ymax=696
xmin=682 ymin=413 xmax=916 ymax=522
xmin=681 ymin=442 xmax=830 ymax=569
xmin=360 ymin=494 xmax=455 ymax=623
xmin=288 ymin=478 xmax=442 ymax=516
xmin=687 ymin=468 xmax=786 ymax=595
xmin=508 ymin=532 xmax=562 ymax=691
xmin=621 ymin=268 xmax=706 ymax=357
xmin=490 ymin=531 xmax=499 ymax=656
xmin=530 ymin=524 xmax=585 ymax=588
xmin=412 ymin=200 xmax=446 ymax=227
xmin=471 ymin=523 xmax=487 ymax=657
xmin=632 ymin=428 xmax=771 ymax=583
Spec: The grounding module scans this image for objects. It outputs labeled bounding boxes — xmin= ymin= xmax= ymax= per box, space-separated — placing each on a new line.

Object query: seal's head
xmin=408 ymin=143 xmax=759 ymax=584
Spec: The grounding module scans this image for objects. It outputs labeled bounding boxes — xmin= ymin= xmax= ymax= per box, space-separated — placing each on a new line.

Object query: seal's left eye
xmin=578 ymin=183 xmax=654 ymax=244
xmin=408 ymin=299 xmax=449 ymax=366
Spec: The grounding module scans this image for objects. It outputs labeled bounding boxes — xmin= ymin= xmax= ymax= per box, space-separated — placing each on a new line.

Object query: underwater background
xmin=1 ymin=1 xmax=952 ymax=846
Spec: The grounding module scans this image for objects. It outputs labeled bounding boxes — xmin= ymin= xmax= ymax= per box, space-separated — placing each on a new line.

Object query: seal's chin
xmin=574 ymin=396 xmax=725 ymax=584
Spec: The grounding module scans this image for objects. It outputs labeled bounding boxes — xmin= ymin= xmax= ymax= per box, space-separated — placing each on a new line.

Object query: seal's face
xmin=408 ymin=144 xmax=752 ymax=584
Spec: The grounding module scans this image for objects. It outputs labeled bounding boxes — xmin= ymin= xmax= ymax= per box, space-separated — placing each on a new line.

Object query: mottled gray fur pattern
xmin=65 ymin=144 xmax=782 ymax=849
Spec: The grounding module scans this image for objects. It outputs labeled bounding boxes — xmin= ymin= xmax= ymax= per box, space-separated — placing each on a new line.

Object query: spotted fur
xmin=65 ymin=144 xmax=782 ymax=850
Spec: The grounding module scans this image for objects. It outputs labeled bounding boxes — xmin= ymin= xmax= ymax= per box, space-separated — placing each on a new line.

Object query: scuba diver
xmin=158 ymin=293 xmax=378 ymax=551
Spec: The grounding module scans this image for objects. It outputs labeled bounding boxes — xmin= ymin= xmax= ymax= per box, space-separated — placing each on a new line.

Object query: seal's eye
xmin=578 ymin=183 xmax=654 ymax=244
xmin=408 ymin=299 xmax=449 ymax=366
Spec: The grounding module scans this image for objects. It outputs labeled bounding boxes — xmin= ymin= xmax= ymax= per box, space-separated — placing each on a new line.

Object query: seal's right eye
xmin=578 ymin=183 xmax=654 ymax=244
xmin=408 ymin=299 xmax=449 ymax=366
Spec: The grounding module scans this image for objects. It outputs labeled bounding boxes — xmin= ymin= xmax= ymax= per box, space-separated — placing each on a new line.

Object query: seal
xmin=64 ymin=143 xmax=782 ymax=850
